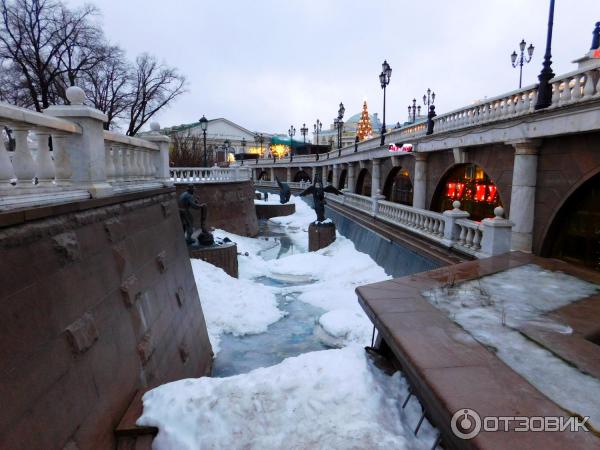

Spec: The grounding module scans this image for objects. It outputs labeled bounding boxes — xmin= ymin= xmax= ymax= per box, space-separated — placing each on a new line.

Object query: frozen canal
xmin=138 ymin=197 xmax=438 ymax=449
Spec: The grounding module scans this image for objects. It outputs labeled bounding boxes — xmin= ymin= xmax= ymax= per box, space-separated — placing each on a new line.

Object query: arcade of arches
xmin=355 ymin=169 xmax=371 ymax=197
xmin=293 ymin=170 xmax=311 ymax=182
xmin=383 ymin=167 xmax=413 ymax=206
xmin=431 ymin=163 xmax=502 ymax=222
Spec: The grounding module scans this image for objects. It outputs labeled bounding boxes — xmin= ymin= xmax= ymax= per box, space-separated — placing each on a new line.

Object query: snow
xmin=138 ymin=345 xmax=437 ymax=450
xmin=422 ymin=264 xmax=600 ymax=429
xmin=191 ymin=258 xmax=284 ymax=354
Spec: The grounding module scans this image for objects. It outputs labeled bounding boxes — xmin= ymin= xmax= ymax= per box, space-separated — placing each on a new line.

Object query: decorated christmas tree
xmin=356 ymin=101 xmax=373 ymax=141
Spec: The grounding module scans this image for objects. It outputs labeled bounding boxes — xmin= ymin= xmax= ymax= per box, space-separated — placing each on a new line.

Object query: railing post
xmin=443 ymin=201 xmax=470 ymax=244
xmin=144 ymin=122 xmax=172 ymax=186
xmin=371 ymin=189 xmax=385 ymax=217
xmin=44 ymin=86 xmax=113 ymax=197
xmin=480 ymin=207 xmax=513 ymax=256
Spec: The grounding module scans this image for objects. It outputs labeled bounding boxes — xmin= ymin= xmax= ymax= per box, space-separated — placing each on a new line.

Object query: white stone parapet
xmin=170 ymin=167 xmax=252 ymax=184
xmin=0 ymin=87 xmax=171 ymax=211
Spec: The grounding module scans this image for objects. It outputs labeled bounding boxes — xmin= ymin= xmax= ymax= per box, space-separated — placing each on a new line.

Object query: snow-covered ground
xmin=138 ymin=196 xmax=441 ymax=449
xmin=422 ymin=264 xmax=600 ymax=429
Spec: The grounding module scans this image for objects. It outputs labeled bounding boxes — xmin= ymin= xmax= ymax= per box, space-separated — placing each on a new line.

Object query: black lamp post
xmin=336 ymin=102 xmax=345 ymax=149
xmin=240 ymin=137 xmax=246 ymax=165
xmin=379 ymin=60 xmax=392 ymax=146
xmin=423 ymin=88 xmax=435 ymax=111
xmin=535 ymin=0 xmax=555 ymax=110
xmin=423 ymin=88 xmax=436 ymax=135
xmin=288 ymin=125 xmax=296 ymax=158
xmin=300 ymin=123 xmax=308 ymax=144
xmin=313 ymin=119 xmax=322 ymax=145
xmin=254 ymin=133 xmax=264 ymax=158
xmin=408 ymin=98 xmax=421 ymax=123
xmin=199 ymin=115 xmax=208 ymax=166
xmin=511 ymin=39 xmax=535 ymax=89
xmin=222 ymin=139 xmax=231 ymax=164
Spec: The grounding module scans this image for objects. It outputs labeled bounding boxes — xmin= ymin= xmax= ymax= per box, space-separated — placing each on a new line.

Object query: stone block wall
xmin=176 ymin=180 xmax=258 ymax=237
xmin=0 ymin=189 xmax=213 ymax=450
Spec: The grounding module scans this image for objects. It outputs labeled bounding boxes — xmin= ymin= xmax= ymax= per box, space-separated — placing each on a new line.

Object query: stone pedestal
xmin=255 ymin=202 xmax=295 ymax=219
xmin=308 ymin=221 xmax=336 ymax=252
xmin=189 ymin=242 xmax=239 ymax=278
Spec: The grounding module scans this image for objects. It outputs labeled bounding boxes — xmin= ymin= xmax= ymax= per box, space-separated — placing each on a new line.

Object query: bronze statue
xmin=275 ymin=176 xmax=291 ymax=204
xmin=299 ymin=174 xmax=343 ymax=222
xmin=179 ymin=186 xmax=214 ymax=246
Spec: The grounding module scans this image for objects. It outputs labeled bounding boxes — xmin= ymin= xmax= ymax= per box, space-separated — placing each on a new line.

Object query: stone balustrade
xmin=170 ymin=166 xmax=251 ymax=183
xmin=0 ymin=87 xmax=171 ymax=211
xmin=325 ymin=192 xmax=512 ymax=258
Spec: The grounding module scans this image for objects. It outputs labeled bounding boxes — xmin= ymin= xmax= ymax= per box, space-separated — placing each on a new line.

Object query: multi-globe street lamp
xmin=313 ymin=119 xmax=322 ymax=145
xmin=288 ymin=125 xmax=296 ymax=158
xmin=511 ymin=39 xmax=535 ymax=89
xmin=535 ymin=0 xmax=555 ymax=110
xmin=408 ymin=98 xmax=421 ymax=124
xmin=254 ymin=133 xmax=265 ymax=158
xmin=300 ymin=123 xmax=308 ymax=144
xmin=199 ymin=115 xmax=209 ymax=166
xmin=423 ymin=88 xmax=435 ymax=111
xmin=379 ymin=60 xmax=392 ymax=146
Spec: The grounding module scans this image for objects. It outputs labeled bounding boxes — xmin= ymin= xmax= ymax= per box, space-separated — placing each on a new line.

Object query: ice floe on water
xmin=138 ymin=346 xmax=437 ymax=450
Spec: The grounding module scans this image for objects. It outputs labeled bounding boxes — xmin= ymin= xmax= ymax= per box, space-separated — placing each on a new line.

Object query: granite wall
xmin=0 ymin=189 xmax=213 ymax=450
xmin=176 ymin=180 xmax=258 ymax=237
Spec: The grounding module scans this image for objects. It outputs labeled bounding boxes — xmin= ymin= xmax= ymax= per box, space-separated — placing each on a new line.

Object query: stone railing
xmin=0 ymin=86 xmax=170 ymax=211
xmin=326 ymin=192 xmax=512 ymax=258
xmin=170 ymin=167 xmax=251 ymax=183
xmin=253 ymin=179 xmax=310 ymax=190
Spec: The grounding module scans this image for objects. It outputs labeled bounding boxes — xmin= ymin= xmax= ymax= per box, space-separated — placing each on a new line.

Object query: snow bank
xmin=423 ymin=264 xmax=600 ymax=428
xmin=138 ymin=346 xmax=436 ymax=450
xmin=191 ymin=259 xmax=284 ymax=354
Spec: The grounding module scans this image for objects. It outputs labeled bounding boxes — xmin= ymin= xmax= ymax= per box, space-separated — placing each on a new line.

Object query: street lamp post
xmin=379 ymin=60 xmax=392 ymax=146
xmin=288 ymin=125 xmax=296 ymax=158
xmin=254 ymin=133 xmax=264 ymax=158
xmin=423 ymin=88 xmax=436 ymax=135
xmin=336 ymin=102 xmax=345 ymax=149
xmin=199 ymin=115 xmax=208 ymax=166
xmin=535 ymin=0 xmax=556 ymax=110
xmin=222 ymin=139 xmax=231 ymax=164
xmin=240 ymin=137 xmax=246 ymax=165
xmin=313 ymin=119 xmax=322 ymax=145
xmin=408 ymin=98 xmax=421 ymax=123
xmin=300 ymin=123 xmax=308 ymax=144
xmin=511 ymin=39 xmax=535 ymax=89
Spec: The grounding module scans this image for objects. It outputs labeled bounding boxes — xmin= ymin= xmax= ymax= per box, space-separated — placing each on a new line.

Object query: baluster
xmin=105 ymin=144 xmax=116 ymax=181
xmin=465 ymin=227 xmax=474 ymax=247
xmin=472 ymin=229 xmax=482 ymax=250
xmin=583 ymin=70 xmax=596 ymax=98
xmin=559 ymin=79 xmax=572 ymax=106
xmin=49 ymin=134 xmax=71 ymax=185
xmin=595 ymin=70 xmax=600 ymax=97
xmin=458 ymin=225 xmax=467 ymax=245
xmin=0 ymin=123 xmax=16 ymax=186
xmin=122 ymin=146 xmax=132 ymax=180
xmin=34 ymin=132 xmax=55 ymax=184
xmin=571 ymin=75 xmax=583 ymax=102
xmin=11 ymin=126 xmax=35 ymax=184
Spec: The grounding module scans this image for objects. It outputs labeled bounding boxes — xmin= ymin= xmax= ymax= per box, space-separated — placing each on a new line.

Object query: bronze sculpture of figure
xmin=275 ymin=176 xmax=291 ymax=204
xmin=299 ymin=174 xmax=343 ymax=222
xmin=179 ymin=185 xmax=214 ymax=246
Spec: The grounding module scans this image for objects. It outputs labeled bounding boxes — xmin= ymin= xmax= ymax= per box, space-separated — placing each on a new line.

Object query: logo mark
xmin=451 ymin=408 xmax=482 ymax=440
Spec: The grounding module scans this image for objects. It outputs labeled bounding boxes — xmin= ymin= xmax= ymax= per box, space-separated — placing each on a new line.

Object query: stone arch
xmin=540 ymin=169 xmax=600 ymax=270
xmin=327 ymin=170 xmax=333 ymax=184
xmin=430 ymin=163 xmax=504 ymax=221
xmin=355 ymin=168 xmax=372 ymax=196
xmin=257 ymin=170 xmax=269 ymax=181
xmin=338 ymin=169 xmax=347 ymax=190
xmin=293 ymin=170 xmax=311 ymax=182
xmin=382 ymin=166 xmax=413 ymax=205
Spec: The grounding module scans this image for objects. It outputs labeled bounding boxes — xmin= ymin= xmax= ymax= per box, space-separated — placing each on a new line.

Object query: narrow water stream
xmin=211 ymin=220 xmax=331 ymax=377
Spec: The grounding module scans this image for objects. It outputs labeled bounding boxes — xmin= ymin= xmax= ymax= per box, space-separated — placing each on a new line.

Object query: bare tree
xmin=82 ymin=45 xmax=131 ymax=130
xmin=125 ymin=53 xmax=186 ymax=136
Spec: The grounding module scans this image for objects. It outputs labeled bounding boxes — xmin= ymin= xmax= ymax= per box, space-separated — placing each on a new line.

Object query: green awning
xmin=270 ymin=135 xmax=304 ymax=148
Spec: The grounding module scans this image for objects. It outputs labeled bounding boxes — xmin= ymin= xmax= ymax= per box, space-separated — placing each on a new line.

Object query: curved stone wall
xmin=176 ymin=181 xmax=258 ymax=237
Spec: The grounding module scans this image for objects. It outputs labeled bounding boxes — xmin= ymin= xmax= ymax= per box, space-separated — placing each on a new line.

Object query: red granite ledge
xmin=356 ymin=252 xmax=600 ymax=450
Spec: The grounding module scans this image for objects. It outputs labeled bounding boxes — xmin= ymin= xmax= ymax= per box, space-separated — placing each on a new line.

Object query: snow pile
xmin=138 ymin=346 xmax=436 ymax=450
xmin=422 ymin=264 xmax=600 ymax=428
xmin=191 ymin=259 xmax=284 ymax=354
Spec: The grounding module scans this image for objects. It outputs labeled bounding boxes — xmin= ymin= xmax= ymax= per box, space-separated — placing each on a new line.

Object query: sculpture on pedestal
xmin=299 ymin=174 xmax=343 ymax=223
xmin=275 ymin=176 xmax=291 ymax=204
xmin=179 ymin=185 xmax=214 ymax=246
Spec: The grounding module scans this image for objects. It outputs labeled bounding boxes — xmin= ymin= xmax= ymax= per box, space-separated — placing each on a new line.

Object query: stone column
xmin=322 ymin=165 xmax=328 ymax=183
xmin=332 ymin=164 xmax=339 ymax=188
xmin=508 ymin=139 xmax=541 ymax=252
xmin=269 ymin=167 xmax=275 ymax=182
xmin=371 ymin=159 xmax=381 ymax=198
xmin=413 ymin=152 xmax=428 ymax=209
xmin=347 ymin=162 xmax=356 ymax=193
xmin=286 ymin=167 xmax=291 ymax=182
xmin=45 ymin=86 xmax=113 ymax=197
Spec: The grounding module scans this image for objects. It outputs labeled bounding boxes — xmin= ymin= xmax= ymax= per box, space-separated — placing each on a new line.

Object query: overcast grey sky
xmin=68 ymin=0 xmax=598 ymax=135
